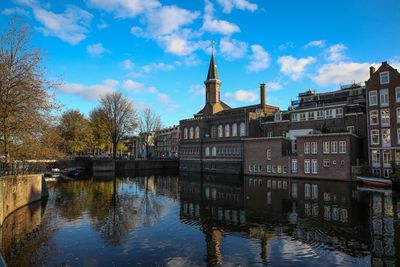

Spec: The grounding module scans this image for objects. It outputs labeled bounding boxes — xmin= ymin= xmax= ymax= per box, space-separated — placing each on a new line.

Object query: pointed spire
xmin=207 ymin=41 xmax=218 ymax=80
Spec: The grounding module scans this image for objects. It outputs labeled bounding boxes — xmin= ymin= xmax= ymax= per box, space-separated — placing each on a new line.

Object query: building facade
xmin=366 ymin=62 xmax=400 ymax=178
xmin=154 ymin=125 xmax=180 ymax=159
xmin=179 ymin=52 xmax=278 ymax=174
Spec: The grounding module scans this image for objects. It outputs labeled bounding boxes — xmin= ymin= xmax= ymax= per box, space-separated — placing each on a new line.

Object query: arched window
xmin=239 ymin=122 xmax=246 ymax=137
xmin=225 ymin=124 xmax=230 ymax=137
xmin=205 ymin=147 xmax=210 ymax=156
xmin=232 ymin=123 xmax=238 ymax=137
xmin=211 ymin=126 xmax=217 ymax=138
xmin=212 ymin=147 xmax=217 ymax=156
xmin=195 ymin=126 xmax=200 ymax=139
xmin=218 ymin=125 xmax=223 ymax=137
xmin=189 ymin=127 xmax=194 ymax=139
xmin=184 ymin=128 xmax=188 ymax=139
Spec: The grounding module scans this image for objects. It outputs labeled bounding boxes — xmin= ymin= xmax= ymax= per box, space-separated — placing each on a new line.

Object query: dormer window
xmin=380 ymin=71 xmax=389 ymax=84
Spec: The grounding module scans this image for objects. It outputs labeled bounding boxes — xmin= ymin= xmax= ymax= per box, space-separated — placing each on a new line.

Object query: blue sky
xmin=1 ymin=0 xmax=399 ymax=126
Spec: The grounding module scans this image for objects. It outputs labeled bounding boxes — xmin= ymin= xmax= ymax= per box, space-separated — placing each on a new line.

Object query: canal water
xmin=0 ymin=172 xmax=398 ymax=266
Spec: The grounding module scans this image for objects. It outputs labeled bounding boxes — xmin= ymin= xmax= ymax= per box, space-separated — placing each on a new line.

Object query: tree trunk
xmin=112 ymin=141 xmax=117 ymax=159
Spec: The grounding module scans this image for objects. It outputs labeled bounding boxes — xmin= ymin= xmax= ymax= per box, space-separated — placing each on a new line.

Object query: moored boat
xmin=356 ymin=176 xmax=392 ymax=187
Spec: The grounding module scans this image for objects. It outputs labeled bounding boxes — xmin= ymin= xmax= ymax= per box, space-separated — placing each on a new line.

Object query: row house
xmin=154 ymin=125 xmax=180 ymax=159
xmin=366 ymin=62 xmax=400 ymax=178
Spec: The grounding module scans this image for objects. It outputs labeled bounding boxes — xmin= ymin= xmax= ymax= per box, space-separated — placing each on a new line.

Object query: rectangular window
xmin=323 ymin=141 xmax=330 ymax=154
xmin=398 ymin=129 xmax=400 ymax=145
xmin=311 ymin=142 xmax=317 ymax=154
xmin=383 ymin=150 xmax=392 ymax=166
xmin=300 ymin=113 xmax=306 ymax=121
xmin=272 ymin=165 xmax=276 ymax=173
xmin=277 ymin=165 xmax=282 ymax=173
xmin=371 ymin=150 xmax=380 ymax=166
xmin=396 ymin=87 xmax=400 ymax=103
xmin=323 ymin=159 xmax=330 ymax=167
xmin=397 ymin=108 xmax=400 ymax=124
xmin=283 ymin=166 xmax=288 ymax=173
xmin=267 ymin=131 xmax=273 ymax=137
xmin=325 ymin=109 xmax=333 ymax=119
xmin=335 ymin=108 xmax=343 ymax=118
xmin=381 ymin=109 xmax=390 ymax=126
xmin=266 ymin=149 xmax=271 ymax=160
xmin=316 ymin=110 xmax=324 ymax=119
xmin=292 ymin=183 xmax=298 ymax=198
xmin=331 ymin=141 xmax=338 ymax=154
xmin=380 ymin=71 xmax=389 ymax=84
xmin=291 ymin=159 xmax=298 ymax=173
xmin=370 ymin=110 xmax=379 ymax=125
xmin=396 ymin=151 xmax=400 ymax=166
xmin=369 ymin=91 xmax=378 ymax=106
xmin=339 ymin=141 xmax=346 ymax=154
xmin=308 ymin=112 xmax=314 ymax=120
xmin=383 ymin=169 xmax=392 ymax=178
xmin=382 ymin=129 xmax=391 ymax=146
xmin=312 ymin=184 xmax=318 ymax=199
xmin=292 ymin=113 xmax=298 ymax=122
xmin=380 ymin=89 xmax=389 ymax=107
xmin=304 ymin=159 xmax=311 ymax=174
xmin=304 ymin=142 xmax=310 ymax=154
xmin=311 ymin=159 xmax=318 ymax=174
xmin=347 ymin=126 xmax=355 ymax=133
xmin=267 ymin=165 xmax=271 ymax=173
xmin=305 ymin=184 xmax=311 ymax=199
xmin=371 ymin=130 xmax=380 ymax=145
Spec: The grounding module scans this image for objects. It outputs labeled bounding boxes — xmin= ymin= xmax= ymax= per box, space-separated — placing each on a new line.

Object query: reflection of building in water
xmin=369 ymin=191 xmax=397 ymax=266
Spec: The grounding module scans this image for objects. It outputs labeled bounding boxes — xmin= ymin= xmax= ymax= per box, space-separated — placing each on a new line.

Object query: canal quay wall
xmin=92 ymin=160 xmax=179 ymax=172
xmin=0 ymin=174 xmax=47 ymax=226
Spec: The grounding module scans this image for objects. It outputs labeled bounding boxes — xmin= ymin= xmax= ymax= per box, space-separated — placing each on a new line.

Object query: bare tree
xmin=0 ymin=18 xmax=57 ymax=165
xmin=137 ymin=108 xmax=162 ymax=159
xmin=95 ymin=92 xmax=137 ymax=159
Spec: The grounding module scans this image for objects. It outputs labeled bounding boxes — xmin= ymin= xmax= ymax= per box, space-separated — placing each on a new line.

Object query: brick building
xmin=179 ymin=51 xmax=278 ymax=174
xmin=366 ymin=62 xmax=400 ymax=178
xmin=154 ymin=125 xmax=180 ymax=159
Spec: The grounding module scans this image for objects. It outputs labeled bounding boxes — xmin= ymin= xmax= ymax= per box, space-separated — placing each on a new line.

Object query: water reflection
xmin=1 ymin=173 xmax=400 ymax=266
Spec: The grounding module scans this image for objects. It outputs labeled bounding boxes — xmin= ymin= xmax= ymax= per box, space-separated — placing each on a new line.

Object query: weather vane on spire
xmin=211 ymin=40 xmax=216 ymax=53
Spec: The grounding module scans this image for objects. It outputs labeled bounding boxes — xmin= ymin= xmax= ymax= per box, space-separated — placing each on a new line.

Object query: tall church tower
xmin=198 ymin=49 xmax=230 ymax=116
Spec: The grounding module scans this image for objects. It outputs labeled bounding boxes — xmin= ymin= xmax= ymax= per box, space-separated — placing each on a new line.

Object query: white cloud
xmin=305 ymin=40 xmax=326 ymax=48
xmin=97 ymin=20 xmax=109 ymax=30
xmin=157 ymin=93 xmax=180 ymax=111
xmin=86 ymin=0 xmax=160 ymax=18
xmin=130 ymin=6 xmax=203 ymax=56
xmin=312 ymin=62 xmax=373 ymax=86
xmin=220 ymin=37 xmax=248 ymax=60
xmin=141 ymin=62 xmax=174 ymax=73
xmin=122 ymin=80 xmax=157 ymax=94
xmin=175 ymin=55 xmax=202 ymax=67
xmin=201 ymin=0 xmax=240 ymax=35
xmin=326 ymin=44 xmax=347 ymax=62
xmin=59 ymin=79 xmax=118 ymax=100
xmin=278 ymin=42 xmax=295 ymax=50
xmin=86 ymin=43 xmax=110 ymax=57
xmin=278 ymin=55 xmax=316 ymax=80
xmin=246 ymin=45 xmax=270 ymax=72
xmin=265 ymin=82 xmax=283 ymax=91
xmin=224 ymin=89 xmax=258 ymax=102
xmin=121 ymin=59 xmax=135 ymax=70
xmin=32 ymin=5 xmax=93 ymax=45
xmin=189 ymin=84 xmax=205 ymax=95
xmin=216 ymin=0 xmax=257 ymax=13
xmin=2 ymin=7 xmax=29 ymax=16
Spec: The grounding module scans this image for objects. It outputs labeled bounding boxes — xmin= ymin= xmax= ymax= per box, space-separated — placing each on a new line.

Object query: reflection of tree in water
xmin=138 ymin=176 xmax=165 ymax=227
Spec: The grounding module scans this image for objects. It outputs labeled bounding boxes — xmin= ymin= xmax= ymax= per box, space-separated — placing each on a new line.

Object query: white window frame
xmin=195 ymin=126 xmax=200 ymax=139
xmin=292 ymin=113 xmax=298 ymax=122
xmin=308 ymin=112 xmax=314 ymax=120
xmin=382 ymin=129 xmax=391 ymax=147
xmin=383 ymin=150 xmax=392 ymax=166
xmin=331 ymin=141 xmax=338 ymax=154
xmin=335 ymin=108 xmax=343 ymax=118
xmin=184 ymin=128 xmax=188 ymax=139
xmin=311 ymin=142 xmax=317 ymax=154
xmin=347 ymin=126 xmax=355 ymax=133
xmin=239 ymin=122 xmax=246 ymax=137
xmin=370 ymin=110 xmax=379 ymax=125
xmin=304 ymin=142 xmax=310 ymax=154
xmin=325 ymin=109 xmax=333 ymax=119
xmin=266 ymin=149 xmax=271 ymax=160
xmin=267 ymin=165 xmax=271 ymax=173
xmin=311 ymin=159 xmax=318 ymax=174
xmin=380 ymin=71 xmax=390 ymax=84
xmin=217 ymin=125 xmax=223 ymax=138
xmin=381 ymin=109 xmax=390 ymax=126
xmin=339 ymin=141 xmax=346 ymax=154
xmin=316 ymin=110 xmax=324 ymax=119
xmin=291 ymin=159 xmax=298 ymax=173
xmin=398 ymin=128 xmax=400 ymax=145
xmin=371 ymin=150 xmax=380 ymax=167
xmin=369 ymin=91 xmax=378 ymax=106
xmin=380 ymin=89 xmax=389 ymax=107
xmin=304 ymin=160 xmax=311 ymax=174
xmin=224 ymin=124 xmax=230 ymax=137
xmin=212 ymin=146 xmax=216 ymax=157
xmin=300 ymin=113 xmax=306 ymax=121
xmin=371 ymin=129 xmax=380 ymax=145
xmin=323 ymin=159 xmax=330 ymax=167
xmin=323 ymin=141 xmax=330 ymax=154
xmin=396 ymin=87 xmax=400 ymax=103
xmin=232 ymin=123 xmax=238 ymax=137
xmin=205 ymin=147 xmax=210 ymax=157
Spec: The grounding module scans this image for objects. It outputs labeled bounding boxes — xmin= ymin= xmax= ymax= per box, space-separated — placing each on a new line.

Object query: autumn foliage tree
xmin=0 ymin=18 xmax=58 ymax=164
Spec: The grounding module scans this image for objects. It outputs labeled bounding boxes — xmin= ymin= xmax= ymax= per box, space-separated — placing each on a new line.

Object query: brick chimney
xmin=260 ymin=83 xmax=266 ymax=111
xmin=369 ymin=66 xmax=375 ymax=77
